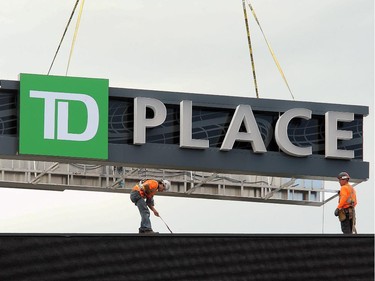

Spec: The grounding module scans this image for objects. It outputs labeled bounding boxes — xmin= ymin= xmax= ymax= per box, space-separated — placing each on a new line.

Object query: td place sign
xmin=14 ymin=74 xmax=368 ymax=181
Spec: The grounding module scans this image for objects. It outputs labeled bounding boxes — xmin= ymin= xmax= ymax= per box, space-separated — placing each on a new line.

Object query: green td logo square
xmin=19 ymin=73 xmax=108 ymax=159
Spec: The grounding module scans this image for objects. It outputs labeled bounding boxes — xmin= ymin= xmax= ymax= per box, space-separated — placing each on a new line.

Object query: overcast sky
xmin=0 ymin=0 xmax=373 ymax=234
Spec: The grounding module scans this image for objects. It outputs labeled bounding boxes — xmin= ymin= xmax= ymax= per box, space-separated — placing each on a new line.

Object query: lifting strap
xmin=242 ymin=0 xmax=259 ymax=98
xmin=245 ymin=0 xmax=295 ymax=100
xmin=66 ymin=0 xmax=85 ymax=75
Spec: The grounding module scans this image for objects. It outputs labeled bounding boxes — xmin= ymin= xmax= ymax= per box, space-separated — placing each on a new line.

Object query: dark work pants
xmin=340 ymin=208 xmax=355 ymax=234
xmin=340 ymin=218 xmax=353 ymax=234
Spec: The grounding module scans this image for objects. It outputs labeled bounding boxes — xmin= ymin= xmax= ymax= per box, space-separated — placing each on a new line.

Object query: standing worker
xmin=334 ymin=172 xmax=357 ymax=234
xmin=130 ymin=179 xmax=171 ymax=233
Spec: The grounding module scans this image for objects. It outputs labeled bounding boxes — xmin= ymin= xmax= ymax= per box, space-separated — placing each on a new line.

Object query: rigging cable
xmin=242 ymin=0 xmax=259 ymax=98
xmin=47 ymin=0 xmax=81 ymax=75
xmin=66 ymin=0 xmax=85 ymax=75
xmin=245 ymin=0 xmax=295 ymax=100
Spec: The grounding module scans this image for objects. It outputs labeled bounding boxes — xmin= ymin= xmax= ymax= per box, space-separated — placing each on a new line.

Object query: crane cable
xmin=47 ymin=0 xmax=80 ymax=75
xmin=245 ymin=0 xmax=295 ymax=100
xmin=44 ymin=0 xmax=86 ymax=182
xmin=66 ymin=0 xmax=85 ymax=75
xmin=242 ymin=0 xmax=259 ymax=98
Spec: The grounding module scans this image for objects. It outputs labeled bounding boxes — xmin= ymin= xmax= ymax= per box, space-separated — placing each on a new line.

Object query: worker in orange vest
xmin=334 ymin=172 xmax=357 ymax=234
xmin=130 ymin=179 xmax=171 ymax=234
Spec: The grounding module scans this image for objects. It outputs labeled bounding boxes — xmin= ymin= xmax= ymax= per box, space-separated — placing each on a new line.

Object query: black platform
xmin=0 ymin=234 xmax=373 ymax=281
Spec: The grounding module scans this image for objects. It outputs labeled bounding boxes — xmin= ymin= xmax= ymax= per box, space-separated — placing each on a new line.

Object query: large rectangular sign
xmin=0 ymin=75 xmax=369 ymax=181
xmin=19 ymin=74 xmax=108 ymax=159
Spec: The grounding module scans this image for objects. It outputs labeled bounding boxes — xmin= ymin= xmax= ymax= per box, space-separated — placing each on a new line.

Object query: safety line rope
xmin=242 ymin=0 xmax=259 ymax=98
xmin=65 ymin=0 xmax=85 ymax=75
xmin=47 ymin=0 xmax=80 ymax=75
xmin=246 ymin=0 xmax=295 ymax=100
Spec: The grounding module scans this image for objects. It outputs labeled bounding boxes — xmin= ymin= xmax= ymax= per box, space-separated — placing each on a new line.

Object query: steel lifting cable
xmin=47 ymin=0 xmax=81 ymax=75
xmin=242 ymin=0 xmax=259 ymax=98
xmin=245 ymin=0 xmax=295 ymax=100
xmin=66 ymin=0 xmax=85 ymax=75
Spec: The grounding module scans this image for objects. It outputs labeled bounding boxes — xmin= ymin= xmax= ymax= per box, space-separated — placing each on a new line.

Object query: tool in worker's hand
xmin=159 ymin=216 xmax=173 ymax=234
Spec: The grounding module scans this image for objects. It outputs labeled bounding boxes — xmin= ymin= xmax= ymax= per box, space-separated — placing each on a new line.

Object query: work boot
xmin=139 ymin=229 xmax=158 ymax=234
xmin=144 ymin=230 xmax=159 ymax=234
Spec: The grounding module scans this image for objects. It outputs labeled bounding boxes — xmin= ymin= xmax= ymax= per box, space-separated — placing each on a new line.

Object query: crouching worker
xmin=334 ymin=172 xmax=357 ymax=234
xmin=130 ymin=179 xmax=171 ymax=234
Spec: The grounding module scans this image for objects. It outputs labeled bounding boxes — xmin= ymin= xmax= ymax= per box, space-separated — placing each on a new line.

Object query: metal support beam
xmin=29 ymin=162 xmax=59 ymax=184
xmin=263 ymin=178 xmax=296 ymax=200
xmin=108 ymin=167 xmax=140 ymax=189
xmin=186 ymin=173 xmax=218 ymax=194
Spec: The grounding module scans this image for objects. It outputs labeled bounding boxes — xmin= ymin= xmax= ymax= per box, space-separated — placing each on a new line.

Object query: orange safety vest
xmin=132 ymin=179 xmax=159 ymax=199
xmin=337 ymin=182 xmax=357 ymax=209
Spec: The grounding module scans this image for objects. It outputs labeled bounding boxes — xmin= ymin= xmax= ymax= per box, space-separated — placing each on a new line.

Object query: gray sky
xmin=0 ymin=0 xmax=373 ymax=234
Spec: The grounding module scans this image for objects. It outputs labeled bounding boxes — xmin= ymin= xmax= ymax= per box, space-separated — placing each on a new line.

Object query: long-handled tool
xmin=159 ymin=216 xmax=173 ymax=234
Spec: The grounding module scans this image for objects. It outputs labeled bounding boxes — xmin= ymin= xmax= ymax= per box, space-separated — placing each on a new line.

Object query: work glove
xmin=334 ymin=208 xmax=339 ymax=216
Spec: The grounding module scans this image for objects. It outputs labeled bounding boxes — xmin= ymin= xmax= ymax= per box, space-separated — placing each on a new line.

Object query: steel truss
xmin=0 ymin=159 xmax=350 ymax=206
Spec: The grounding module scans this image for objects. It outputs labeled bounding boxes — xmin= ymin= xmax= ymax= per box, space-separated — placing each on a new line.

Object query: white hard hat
xmin=161 ymin=179 xmax=171 ymax=191
xmin=337 ymin=172 xmax=350 ymax=180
